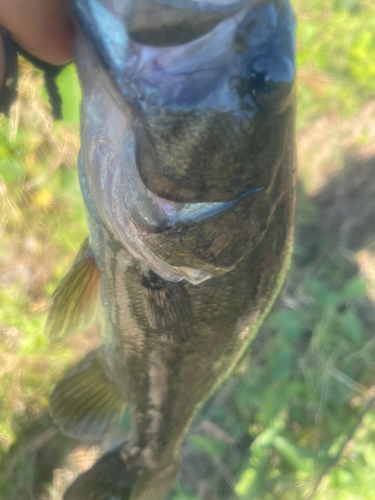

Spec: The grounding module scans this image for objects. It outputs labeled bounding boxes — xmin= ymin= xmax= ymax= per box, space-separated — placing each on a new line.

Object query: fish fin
xmin=46 ymin=237 xmax=100 ymax=340
xmin=63 ymin=445 xmax=135 ymax=500
xmin=50 ymin=347 xmax=126 ymax=440
xmin=141 ymin=270 xmax=194 ymax=343
xmin=63 ymin=444 xmax=179 ymax=500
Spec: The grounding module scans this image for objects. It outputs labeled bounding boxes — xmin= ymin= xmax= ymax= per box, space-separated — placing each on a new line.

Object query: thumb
xmin=0 ymin=0 xmax=73 ymax=67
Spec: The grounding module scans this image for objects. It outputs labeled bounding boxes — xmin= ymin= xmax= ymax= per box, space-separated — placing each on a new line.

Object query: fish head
xmin=71 ymin=0 xmax=296 ymax=284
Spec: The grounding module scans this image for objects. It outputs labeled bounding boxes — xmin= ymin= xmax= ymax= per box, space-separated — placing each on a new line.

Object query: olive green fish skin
xmin=61 ymin=0 xmax=296 ymax=498
xmin=66 ymin=141 xmax=295 ymax=498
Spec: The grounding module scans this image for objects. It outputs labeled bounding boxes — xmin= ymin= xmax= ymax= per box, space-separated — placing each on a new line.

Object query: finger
xmin=0 ymin=0 xmax=74 ymax=66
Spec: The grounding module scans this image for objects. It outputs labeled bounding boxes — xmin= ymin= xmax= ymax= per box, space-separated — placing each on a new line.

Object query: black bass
xmin=46 ymin=0 xmax=296 ymax=498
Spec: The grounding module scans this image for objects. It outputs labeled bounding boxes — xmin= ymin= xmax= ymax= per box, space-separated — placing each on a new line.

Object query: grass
xmin=1 ymin=0 xmax=375 ymax=498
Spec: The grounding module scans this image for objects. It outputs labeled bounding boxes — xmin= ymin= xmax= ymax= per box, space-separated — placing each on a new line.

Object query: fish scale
xmin=47 ymin=1 xmax=297 ymax=498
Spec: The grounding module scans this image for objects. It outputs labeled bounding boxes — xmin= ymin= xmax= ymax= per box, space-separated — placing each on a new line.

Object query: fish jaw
xmin=72 ymin=0 xmax=295 ymax=200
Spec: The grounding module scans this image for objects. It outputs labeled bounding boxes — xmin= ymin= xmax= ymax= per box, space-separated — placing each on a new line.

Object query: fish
xmin=46 ymin=0 xmax=296 ymax=498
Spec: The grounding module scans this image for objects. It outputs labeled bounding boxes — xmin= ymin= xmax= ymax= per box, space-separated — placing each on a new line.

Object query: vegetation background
xmin=1 ymin=0 xmax=375 ymax=498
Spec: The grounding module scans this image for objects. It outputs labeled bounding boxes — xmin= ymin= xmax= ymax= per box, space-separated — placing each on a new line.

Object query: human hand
xmin=0 ymin=0 xmax=73 ymax=86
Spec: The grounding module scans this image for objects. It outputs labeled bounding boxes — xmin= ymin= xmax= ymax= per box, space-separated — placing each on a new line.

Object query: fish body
xmin=47 ymin=1 xmax=296 ymax=498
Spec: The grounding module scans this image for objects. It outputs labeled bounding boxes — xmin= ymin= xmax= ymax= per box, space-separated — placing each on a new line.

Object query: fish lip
xmin=133 ymin=185 xmax=265 ymax=234
xmin=171 ymin=185 xmax=265 ymax=225
xmin=126 ymin=1 xmax=247 ymax=46
xmin=68 ymin=0 xmax=264 ymax=100
xmin=68 ymin=0 xmax=242 ymax=60
xmin=156 ymin=0 xmax=259 ymax=13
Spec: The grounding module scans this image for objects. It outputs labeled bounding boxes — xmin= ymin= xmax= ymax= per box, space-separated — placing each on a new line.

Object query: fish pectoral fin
xmin=46 ymin=237 xmax=100 ymax=340
xmin=63 ymin=445 xmax=135 ymax=500
xmin=50 ymin=347 xmax=126 ymax=440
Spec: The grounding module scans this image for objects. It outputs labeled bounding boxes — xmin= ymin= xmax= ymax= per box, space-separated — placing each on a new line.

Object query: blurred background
xmin=1 ymin=0 xmax=375 ymax=498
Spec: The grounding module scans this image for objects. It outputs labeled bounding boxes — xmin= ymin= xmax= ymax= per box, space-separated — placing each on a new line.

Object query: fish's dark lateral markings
xmin=46 ymin=1 xmax=297 ymax=498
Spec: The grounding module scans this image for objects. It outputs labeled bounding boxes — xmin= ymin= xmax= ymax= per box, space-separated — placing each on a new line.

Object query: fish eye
xmin=247 ymin=52 xmax=295 ymax=112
